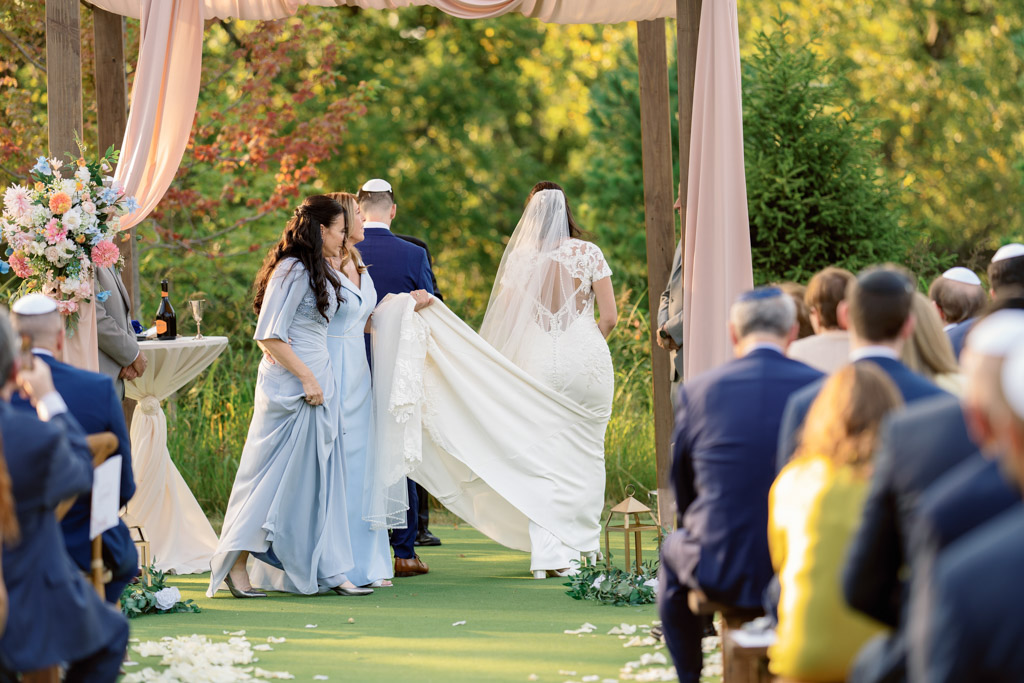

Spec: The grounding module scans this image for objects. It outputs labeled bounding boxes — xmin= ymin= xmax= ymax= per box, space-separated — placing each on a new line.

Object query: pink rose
xmin=90 ymin=240 xmax=120 ymax=269
xmin=9 ymin=252 xmax=34 ymax=278
xmin=43 ymin=217 xmax=66 ymax=245
xmin=56 ymin=299 xmax=78 ymax=315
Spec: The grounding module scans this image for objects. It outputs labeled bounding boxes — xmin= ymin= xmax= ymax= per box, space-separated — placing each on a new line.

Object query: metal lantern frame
xmin=603 ymin=488 xmax=664 ymax=573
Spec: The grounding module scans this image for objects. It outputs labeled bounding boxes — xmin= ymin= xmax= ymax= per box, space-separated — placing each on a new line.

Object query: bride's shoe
xmin=533 ymin=570 xmax=547 ymax=580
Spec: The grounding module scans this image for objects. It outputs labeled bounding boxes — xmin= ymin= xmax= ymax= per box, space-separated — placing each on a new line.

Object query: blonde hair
xmin=325 ymin=192 xmax=367 ymax=275
xmin=795 ymin=362 xmax=903 ymax=474
xmin=902 ymin=291 xmax=959 ymax=379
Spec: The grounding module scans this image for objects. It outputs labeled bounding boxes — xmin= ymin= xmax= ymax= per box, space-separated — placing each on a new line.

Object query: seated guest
xmin=787 ymin=266 xmax=855 ymax=373
xmin=908 ymin=339 xmax=1024 ymax=682
xmin=901 ymin=292 xmax=963 ymax=394
xmin=10 ymin=294 xmax=137 ymax=604
xmin=929 ymin=266 xmax=986 ymax=359
xmin=659 ymin=287 xmax=822 ymax=683
xmin=0 ymin=310 xmax=128 ymax=682
xmin=840 ymin=311 xmax=1024 ymax=683
xmin=769 ymin=363 xmax=900 ymax=681
xmin=946 ymin=243 xmax=1024 ymax=358
xmin=778 ymin=281 xmax=814 ymax=339
xmin=777 ymin=265 xmax=946 ymax=469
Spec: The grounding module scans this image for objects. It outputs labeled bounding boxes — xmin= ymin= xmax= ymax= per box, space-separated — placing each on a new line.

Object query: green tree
xmin=742 ymin=18 xmax=917 ymax=283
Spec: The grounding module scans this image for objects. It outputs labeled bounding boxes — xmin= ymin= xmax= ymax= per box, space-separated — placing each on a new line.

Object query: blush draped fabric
xmin=370 ymin=294 xmax=608 ymax=555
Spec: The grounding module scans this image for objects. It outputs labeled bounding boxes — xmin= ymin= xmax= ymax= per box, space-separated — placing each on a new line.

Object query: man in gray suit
xmin=657 ymin=197 xmax=684 ymax=400
xmin=95 ymin=265 xmax=146 ymax=397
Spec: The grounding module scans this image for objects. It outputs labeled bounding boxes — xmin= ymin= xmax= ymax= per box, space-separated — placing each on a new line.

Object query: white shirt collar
xmin=32 ymin=347 xmax=55 ymax=358
xmin=850 ymin=345 xmax=900 ymax=362
xmin=363 ymin=221 xmax=391 ymax=231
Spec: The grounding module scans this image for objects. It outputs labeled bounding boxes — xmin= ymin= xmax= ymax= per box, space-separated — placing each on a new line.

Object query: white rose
xmin=81 ymin=200 xmax=96 ymax=215
xmin=28 ymin=241 xmax=46 ymax=256
xmin=44 ymin=245 xmax=62 ymax=264
xmin=154 ymin=586 xmax=181 ymax=610
xmin=62 ymin=208 xmax=82 ymax=232
xmin=60 ymin=278 xmax=80 ymax=294
xmin=75 ymin=166 xmax=90 ymax=182
xmin=61 ymin=178 xmax=77 ymax=196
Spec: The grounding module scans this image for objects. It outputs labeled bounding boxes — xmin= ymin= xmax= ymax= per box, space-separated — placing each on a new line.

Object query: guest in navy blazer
xmin=11 ymin=298 xmax=137 ymax=604
xmin=0 ymin=310 xmax=128 ymax=682
xmin=908 ymin=338 xmax=1024 ymax=682
xmin=357 ymin=178 xmax=435 ymax=578
xmin=659 ymin=287 xmax=822 ymax=683
xmin=776 ymin=267 xmax=946 ymax=471
xmin=841 ymin=309 xmax=1024 ymax=683
xmin=944 ymin=244 xmax=1024 ymax=359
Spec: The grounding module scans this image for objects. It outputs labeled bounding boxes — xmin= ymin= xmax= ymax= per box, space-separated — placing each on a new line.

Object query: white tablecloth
xmin=123 ymin=336 xmax=228 ymax=574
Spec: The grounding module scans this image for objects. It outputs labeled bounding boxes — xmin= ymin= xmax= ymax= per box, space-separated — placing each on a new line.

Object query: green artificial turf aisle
xmin=125 ymin=526 xmax=669 ymax=682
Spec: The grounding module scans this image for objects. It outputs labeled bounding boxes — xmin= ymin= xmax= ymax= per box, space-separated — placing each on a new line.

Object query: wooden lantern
xmin=604 ymin=489 xmax=664 ymax=573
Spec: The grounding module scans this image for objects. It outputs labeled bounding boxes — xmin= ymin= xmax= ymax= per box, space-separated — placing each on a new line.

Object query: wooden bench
xmin=688 ymin=589 xmax=772 ymax=683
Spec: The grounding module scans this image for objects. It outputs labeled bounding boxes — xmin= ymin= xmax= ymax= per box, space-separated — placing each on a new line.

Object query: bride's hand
xmin=411 ymin=290 xmax=434 ymax=311
xmin=301 ymin=376 xmax=324 ymax=406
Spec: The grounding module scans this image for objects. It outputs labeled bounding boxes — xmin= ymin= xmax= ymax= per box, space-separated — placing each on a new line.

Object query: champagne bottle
xmin=155 ymin=278 xmax=177 ymax=340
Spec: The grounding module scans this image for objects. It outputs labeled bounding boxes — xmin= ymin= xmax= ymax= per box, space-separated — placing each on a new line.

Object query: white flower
xmin=643 ymin=577 xmax=658 ymax=589
xmin=81 ymin=200 xmax=96 ymax=215
xmin=75 ymin=165 xmax=91 ymax=182
xmin=27 ymin=240 xmax=46 ymax=257
xmin=48 ymin=157 xmax=63 ymax=171
xmin=29 ymin=204 xmax=52 ymax=227
xmin=592 ymin=574 xmax=606 ymax=589
xmin=61 ymin=178 xmax=77 ymax=196
xmin=62 ymin=208 xmax=82 ymax=232
xmin=60 ymin=278 xmax=80 ymax=295
xmin=153 ymin=586 xmax=181 ymax=610
xmin=3 ymin=185 xmax=31 ymax=219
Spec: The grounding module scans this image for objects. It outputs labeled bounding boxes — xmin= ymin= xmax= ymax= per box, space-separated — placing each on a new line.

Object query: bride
xmin=369 ymin=182 xmax=617 ymax=580
xmin=479 ymin=182 xmax=617 ymax=576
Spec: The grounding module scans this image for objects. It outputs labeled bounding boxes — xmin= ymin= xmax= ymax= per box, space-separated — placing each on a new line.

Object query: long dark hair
xmin=253 ymin=195 xmax=344 ymax=320
xmin=526 ymin=181 xmax=591 ymax=240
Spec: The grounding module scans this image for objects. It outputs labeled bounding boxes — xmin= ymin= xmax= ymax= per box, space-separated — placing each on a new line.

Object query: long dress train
xmin=207 ymin=259 xmax=353 ymax=596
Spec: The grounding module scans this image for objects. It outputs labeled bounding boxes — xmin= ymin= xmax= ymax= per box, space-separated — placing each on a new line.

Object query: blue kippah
xmin=736 ymin=286 xmax=783 ymax=303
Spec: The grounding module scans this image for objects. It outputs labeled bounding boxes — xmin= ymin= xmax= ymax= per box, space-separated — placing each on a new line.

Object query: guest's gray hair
xmin=729 ymin=289 xmax=797 ymax=339
xmin=0 ymin=309 xmax=16 ymax=382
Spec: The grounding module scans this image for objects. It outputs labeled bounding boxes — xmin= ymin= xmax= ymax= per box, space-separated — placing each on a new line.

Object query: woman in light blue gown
xmin=207 ymin=195 xmax=372 ymax=598
xmin=325 ymin=192 xmax=393 ymax=587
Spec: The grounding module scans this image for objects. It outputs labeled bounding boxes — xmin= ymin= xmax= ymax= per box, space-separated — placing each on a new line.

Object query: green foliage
xmin=743 ymin=17 xmax=913 ymax=284
xmin=120 ymin=565 xmax=201 ymax=619
xmin=565 ymin=561 xmax=659 ymax=607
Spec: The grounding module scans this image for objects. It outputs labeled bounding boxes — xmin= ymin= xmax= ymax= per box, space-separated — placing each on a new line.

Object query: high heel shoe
xmin=224 ymin=573 xmax=267 ymax=598
xmin=330 ymin=585 xmax=374 ymax=596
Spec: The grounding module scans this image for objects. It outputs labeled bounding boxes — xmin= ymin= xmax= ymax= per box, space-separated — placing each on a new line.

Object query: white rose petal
xmin=253 ymin=644 xmax=273 ymax=651
xmin=313 ymin=677 xmax=329 ymax=681
xmin=305 ymin=624 xmax=318 ymax=629
xmin=224 ymin=630 xmax=246 ymax=636
xmin=452 ymin=620 xmax=466 ymax=626
xmin=153 ymin=586 xmax=181 ymax=610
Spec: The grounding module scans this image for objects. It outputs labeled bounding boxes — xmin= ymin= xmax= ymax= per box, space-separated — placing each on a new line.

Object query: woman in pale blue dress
xmin=207 ymin=195 xmax=372 ymax=598
xmin=325 ymin=192 xmax=393 ymax=587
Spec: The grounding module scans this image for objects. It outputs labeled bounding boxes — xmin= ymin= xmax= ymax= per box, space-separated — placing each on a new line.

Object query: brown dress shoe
xmin=394 ymin=555 xmax=429 ymax=577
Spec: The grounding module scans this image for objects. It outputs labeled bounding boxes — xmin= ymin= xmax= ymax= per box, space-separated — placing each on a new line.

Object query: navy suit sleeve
xmin=103 ymin=378 xmax=135 ymax=504
xmin=842 ymin=416 xmax=903 ymax=627
xmin=776 ymin=387 xmax=810 ymax=473
xmin=415 ymin=251 xmax=435 ymax=296
xmin=42 ymin=412 xmax=93 ymax=507
xmin=671 ymin=386 xmax=697 ymax=527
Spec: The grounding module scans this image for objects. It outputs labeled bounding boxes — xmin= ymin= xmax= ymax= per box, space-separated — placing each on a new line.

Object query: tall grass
xmin=167 ymin=291 xmax=658 ymax=520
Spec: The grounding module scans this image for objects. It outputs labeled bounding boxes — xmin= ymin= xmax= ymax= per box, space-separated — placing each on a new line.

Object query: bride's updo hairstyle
xmin=253 ymin=194 xmax=344 ymax=321
xmin=526 ymin=181 xmax=591 ymax=240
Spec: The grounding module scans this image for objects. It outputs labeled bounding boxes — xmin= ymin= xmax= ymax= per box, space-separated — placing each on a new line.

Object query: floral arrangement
xmin=1 ymin=142 xmax=137 ymax=329
xmin=564 ymin=560 xmax=659 ymax=607
xmin=120 ymin=565 xmax=201 ymax=619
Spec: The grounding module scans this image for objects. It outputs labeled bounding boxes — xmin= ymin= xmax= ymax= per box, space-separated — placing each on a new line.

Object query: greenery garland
xmin=564 ymin=561 xmax=658 ymax=607
xmin=120 ymin=565 xmax=201 ymax=619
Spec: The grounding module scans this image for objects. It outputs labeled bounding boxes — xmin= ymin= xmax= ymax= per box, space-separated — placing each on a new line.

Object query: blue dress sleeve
xmin=254 ymin=258 xmax=309 ymax=342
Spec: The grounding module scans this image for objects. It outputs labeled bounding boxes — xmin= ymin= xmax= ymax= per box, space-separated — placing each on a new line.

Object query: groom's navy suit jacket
xmin=12 ymin=352 xmax=137 ymax=603
xmin=359 ymin=226 xmax=436 ymax=363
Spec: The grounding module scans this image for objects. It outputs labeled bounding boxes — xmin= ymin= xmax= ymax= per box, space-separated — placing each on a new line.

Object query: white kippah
xmin=942 ymin=267 xmax=982 ymax=286
xmin=992 ymin=243 xmax=1024 ymax=263
xmin=965 ymin=310 xmax=1024 ymax=357
xmin=1001 ymin=343 xmax=1024 ymax=420
xmin=360 ymin=178 xmax=392 ymax=193
xmin=11 ymin=293 xmax=57 ymax=316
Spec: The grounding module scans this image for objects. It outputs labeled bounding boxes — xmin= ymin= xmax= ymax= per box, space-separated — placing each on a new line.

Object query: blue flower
xmin=31 ymin=156 xmax=52 ymax=176
xmin=4 ymin=248 xmax=11 ymax=257
xmin=99 ymin=187 xmax=118 ymax=204
xmin=124 ymin=196 xmax=140 ymax=213
xmin=0 ymin=261 xmax=9 ymax=275
xmin=96 ymin=290 xmax=111 ymax=302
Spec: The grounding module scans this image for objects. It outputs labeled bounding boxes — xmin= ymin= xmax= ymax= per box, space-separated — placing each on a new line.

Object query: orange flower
xmin=77 ymin=158 xmax=86 ymax=167
xmin=75 ymin=181 xmax=83 ymax=191
xmin=49 ymin=191 xmax=72 ymax=214
xmin=76 ymin=235 xmax=86 ymax=244
xmin=34 ymin=182 xmax=44 ymax=192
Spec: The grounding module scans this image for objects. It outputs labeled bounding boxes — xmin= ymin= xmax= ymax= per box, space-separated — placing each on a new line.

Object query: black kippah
xmin=858 ymin=268 xmax=913 ymax=295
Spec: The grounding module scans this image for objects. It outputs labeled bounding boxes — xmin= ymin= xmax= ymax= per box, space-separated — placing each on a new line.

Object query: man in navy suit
xmin=357 ymin=178 xmax=435 ymax=577
xmin=908 ymin=338 xmax=1024 ymax=682
xmin=776 ymin=266 xmax=946 ymax=470
xmin=659 ymin=287 xmax=822 ymax=683
xmin=11 ymin=294 xmax=137 ymax=604
xmin=945 ymin=242 xmax=1024 ymax=358
xmin=0 ymin=309 xmax=128 ymax=682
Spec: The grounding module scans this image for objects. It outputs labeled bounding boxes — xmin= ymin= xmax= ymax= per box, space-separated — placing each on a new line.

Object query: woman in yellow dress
xmin=768 ymin=362 xmax=903 ymax=681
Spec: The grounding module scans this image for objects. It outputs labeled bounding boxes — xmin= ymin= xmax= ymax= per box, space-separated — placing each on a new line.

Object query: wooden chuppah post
xmin=45 ymin=0 xmax=83 ymax=164
xmin=636 ymin=20 xmax=677 ymax=529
